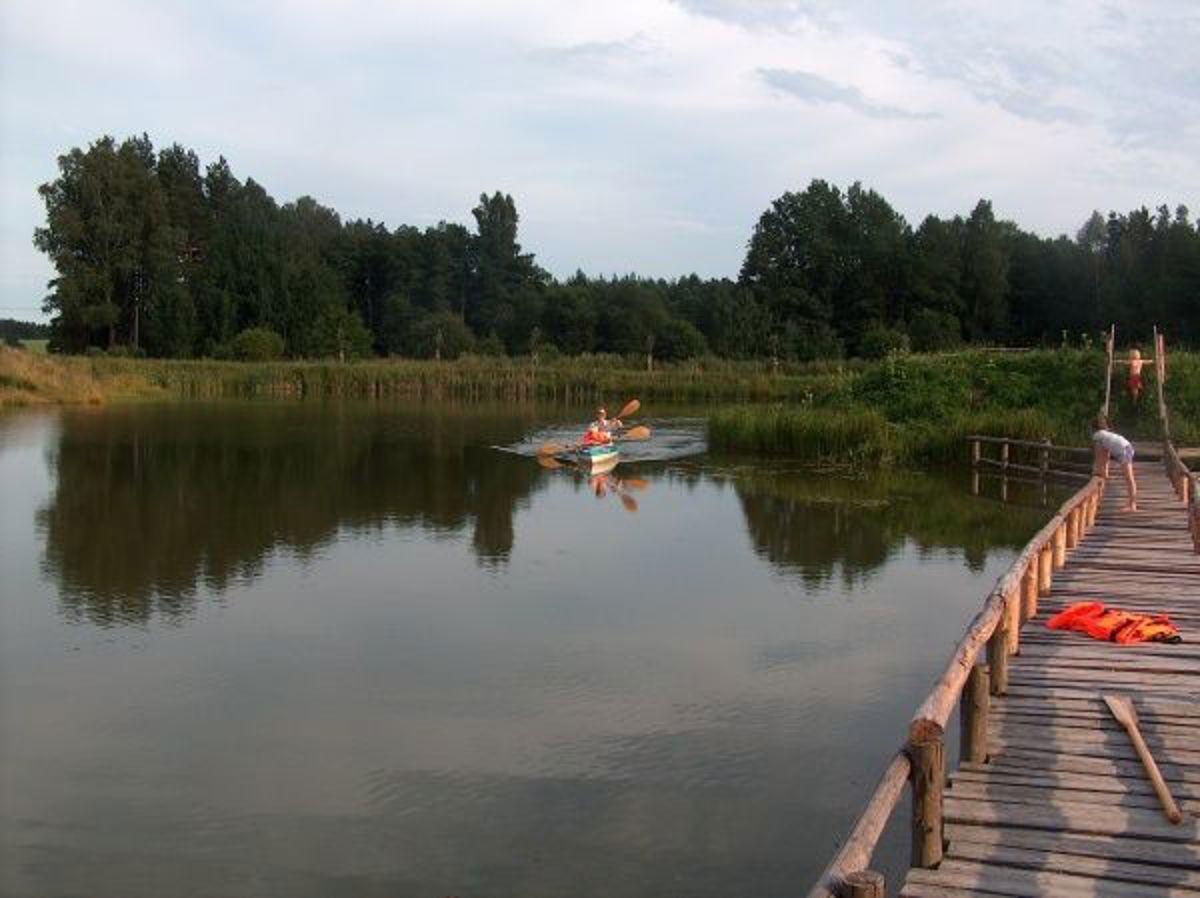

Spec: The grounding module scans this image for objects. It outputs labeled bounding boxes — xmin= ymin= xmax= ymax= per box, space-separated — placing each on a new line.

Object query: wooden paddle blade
xmin=1103 ymin=693 xmax=1137 ymax=728
xmin=616 ymin=398 xmax=640 ymax=420
xmin=537 ymin=454 xmax=563 ymax=469
xmin=621 ymin=478 xmax=650 ymax=491
xmin=618 ymin=492 xmax=638 ymax=512
xmin=538 ymin=442 xmax=566 ymax=456
xmin=621 ymin=425 xmax=651 ymax=441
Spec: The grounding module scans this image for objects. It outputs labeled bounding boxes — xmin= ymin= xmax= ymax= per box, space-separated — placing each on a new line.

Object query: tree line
xmin=1 ymin=318 xmax=50 ymax=346
xmin=33 ymin=133 xmax=1200 ymax=360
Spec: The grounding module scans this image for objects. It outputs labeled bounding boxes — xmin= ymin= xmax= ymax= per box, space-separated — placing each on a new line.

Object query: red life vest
xmin=582 ymin=428 xmax=611 ymax=446
xmin=1046 ymin=601 xmax=1181 ymax=644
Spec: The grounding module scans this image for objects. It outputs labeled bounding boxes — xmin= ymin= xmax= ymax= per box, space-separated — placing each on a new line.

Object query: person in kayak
xmin=1092 ymin=414 xmax=1137 ymax=511
xmin=582 ymin=407 xmax=622 ymax=445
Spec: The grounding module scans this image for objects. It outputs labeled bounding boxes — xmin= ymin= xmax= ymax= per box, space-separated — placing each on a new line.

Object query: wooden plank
xmin=946 ymin=840 xmax=1200 ymax=890
xmin=905 ymin=860 xmax=1200 ymax=897
xmin=991 ymin=711 xmax=1200 ymax=738
xmin=944 ymin=795 xmax=1200 ymax=843
xmin=945 ymin=822 xmax=1200 ymax=868
xmin=899 ymin=883 xmax=1006 ymax=898
xmin=988 ymin=747 xmax=1200 ymax=784
xmin=954 ymin=765 xmax=1200 ymax=801
xmin=987 ymin=731 xmax=1200 ymax=767
xmin=946 ymin=778 xmax=1200 ymax=814
xmin=995 ymin=693 xmax=1200 ymax=718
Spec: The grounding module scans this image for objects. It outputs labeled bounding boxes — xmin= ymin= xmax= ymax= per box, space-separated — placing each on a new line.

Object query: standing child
xmin=1092 ymin=414 xmax=1137 ymax=511
xmin=1118 ymin=348 xmax=1153 ymax=402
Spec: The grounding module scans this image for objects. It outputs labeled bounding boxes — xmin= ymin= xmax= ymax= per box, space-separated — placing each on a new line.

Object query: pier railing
xmin=1153 ymin=327 xmax=1199 ymax=552
xmin=806 ymin=473 xmax=1105 ymax=898
xmin=966 ymin=434 xmax=1093 ymax=483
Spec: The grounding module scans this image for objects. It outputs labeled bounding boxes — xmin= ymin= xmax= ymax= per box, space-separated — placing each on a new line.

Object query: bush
xmin=230 ymin=328 xmax=285 ymax=361
xmin=908 ymin=309 xmax=962 ymax=352
xmin=858 ymin=323 xmax=910 ymax=359
xmin=405 ymin=312 xmax=475 ymax=360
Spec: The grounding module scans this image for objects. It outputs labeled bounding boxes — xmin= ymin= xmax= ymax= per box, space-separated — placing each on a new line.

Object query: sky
xmin=2 ymin=0 xmax=1199 ymax=323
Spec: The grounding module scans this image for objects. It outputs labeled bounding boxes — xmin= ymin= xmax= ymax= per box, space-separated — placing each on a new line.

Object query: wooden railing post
xmin=1038 ymin=544 xmax=1052 ymax=595
xmin=1053 ymin=523 xmax=1067 ymax=569
xmin=1000 ymin=440 xmax=1009 ymax=471
xmin=1021 ymin=562 xmax=1038 ymax=622
xmin=960 ymin=664 xmax=990 ymax=765
xmin=845 ymin=870 xmax=885 ymax=898
xmin=1040 ymin=441 xmax=1050 ymax=479
xmin=1065 ymin=508 xmax=1078 ymax=549
xmin=908 ymin=733 xmax=944 ymax=869
xmin=988 ymin=610 xmax=1009 ymax=695
xmin=1005 ymin=585 xmax=1020 ymax=655
xmin=971 ymin=439 xmax=980 ymax=468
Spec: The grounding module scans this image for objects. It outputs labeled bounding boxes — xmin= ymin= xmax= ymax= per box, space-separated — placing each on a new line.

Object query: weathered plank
xmin=944 ymin=794 xmax=1200 ymax=843
xmin=905 ymin=859 xmax=1200 ymax=897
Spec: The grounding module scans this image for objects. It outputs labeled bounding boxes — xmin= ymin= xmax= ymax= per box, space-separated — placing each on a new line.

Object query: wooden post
xmin=988 ymin=612 xmax=1009 ymax=695
xmin=1000 ymin=441 xmax=1009 ymax=471
xmin=1065 ymin=507 xmax=1079 ymax=549
xmin=1040 ymin=441 xmax=1050 ymax=479
xmin=971 ymin=470 xmax=980 ymax=496
xmin=1053 ymin=523 xmax=1067 ymax=569
xmin=909 ymin=734 xmax=944 ymax=869
xmin=971 ymin=439 xmax=980 ymax=468
xmin=1183 ymin=477 xmax=1191 ymax=507
xmin=1038 ymin=544 xmax=1052 ymax=595
xmin=844 ymin=870 xmax=885 ymax=898
xmin=960 ymin=664 xmax=990 ymax=766
xmin=1006 ymin=586 xmax=1020 ymax=655
xmin=1022 ymin=562 xmax=1038 ymax=622
xmin=1000 ymin=476 xmax=1009 ymax=504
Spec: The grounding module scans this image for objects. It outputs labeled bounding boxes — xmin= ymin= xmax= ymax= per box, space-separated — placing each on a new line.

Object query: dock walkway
xmin=901 ymin=459 xmax=1200 ymax=897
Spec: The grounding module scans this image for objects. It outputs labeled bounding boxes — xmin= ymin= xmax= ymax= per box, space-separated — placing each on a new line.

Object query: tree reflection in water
xmin=729 ymin=465 xmax=1056 ymax=589
xmin=38 ymin=402 xmax=545 ymax=626
xmin=37 ymin=404 xmax=1056 ymax=628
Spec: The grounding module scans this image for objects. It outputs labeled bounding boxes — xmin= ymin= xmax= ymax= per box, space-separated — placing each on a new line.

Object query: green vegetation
xmin=7 ymin=347 xmax=1196 ymax=465
xmin=30 ymin=133 xmax=1200 ymax=364
xmin=709 ymin=349 xmax=1195 ymax=465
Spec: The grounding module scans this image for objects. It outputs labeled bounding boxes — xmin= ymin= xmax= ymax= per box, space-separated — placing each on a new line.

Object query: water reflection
xmin=727 ymin=465 xmax=1055 ymax=589
xmin=5 ymin=404 xmax=1068 ymax=898
xmin=33 ymin=405 xmax=1057 ymax=629
xmin=37 ymin=403 xmax=546 ymax=625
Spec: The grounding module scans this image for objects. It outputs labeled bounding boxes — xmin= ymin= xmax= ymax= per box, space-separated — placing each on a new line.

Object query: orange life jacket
xmin=582 ymin=428 xmax=611 ymax=446
xmin=1046 ymin=601 xmax=1181 ymax=644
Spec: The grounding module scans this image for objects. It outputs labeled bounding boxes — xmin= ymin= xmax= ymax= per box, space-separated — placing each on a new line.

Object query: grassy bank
xmin=4 ymin=347 xmax=1196 ymax=466
xmin=1 ymin=349 xmax=859 ymax=406
xmin=0 ymin=347 xmax=165 ymax=406
xmin=709 ymin=350 xmax=1200 ymax=465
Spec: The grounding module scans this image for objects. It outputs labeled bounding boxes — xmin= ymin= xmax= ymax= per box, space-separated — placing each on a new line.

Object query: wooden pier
xmin=901 ymin=456 xmax=1200 ymax=897
xmin=809 ymin=333 xmax=1200 ymax=898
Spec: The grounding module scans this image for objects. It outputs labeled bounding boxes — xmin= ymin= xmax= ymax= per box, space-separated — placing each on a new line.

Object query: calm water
xmin=0 ymin=401 xmax=1055 ymax=898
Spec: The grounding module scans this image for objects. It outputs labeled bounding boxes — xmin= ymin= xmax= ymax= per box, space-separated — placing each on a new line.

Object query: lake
xmin=0 ymin=400 xmax=1055 ymax=898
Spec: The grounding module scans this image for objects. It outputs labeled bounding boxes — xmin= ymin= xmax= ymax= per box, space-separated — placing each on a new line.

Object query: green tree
xmin=961 ymin=200 xmax=1010 ymax=342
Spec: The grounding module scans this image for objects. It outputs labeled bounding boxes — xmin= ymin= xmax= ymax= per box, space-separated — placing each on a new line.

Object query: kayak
xmin=558 ymin=443 xmax=619 ymax=473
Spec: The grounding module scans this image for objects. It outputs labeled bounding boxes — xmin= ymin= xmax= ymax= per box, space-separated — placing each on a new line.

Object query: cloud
xmin=1 ymin=0 xmax=1198 ymax=321
xmin=760 ymin=68 xmax=936 ymax=120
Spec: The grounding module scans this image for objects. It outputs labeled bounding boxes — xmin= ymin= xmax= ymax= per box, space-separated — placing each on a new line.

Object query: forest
xmin=31 ymin=133 xmax=1200 ymax=361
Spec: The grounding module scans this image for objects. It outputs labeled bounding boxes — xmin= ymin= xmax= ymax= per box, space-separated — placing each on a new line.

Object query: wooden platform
xmin=902 ymin=462 xmax=1200 ymax=897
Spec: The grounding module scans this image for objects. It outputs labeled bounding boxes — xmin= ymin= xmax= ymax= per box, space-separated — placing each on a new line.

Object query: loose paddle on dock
xmin=1103 ymin=692 xmax=1184 ymax=824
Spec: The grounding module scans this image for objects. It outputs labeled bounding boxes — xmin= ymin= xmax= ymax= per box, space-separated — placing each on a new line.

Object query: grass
xmin=0 ymin=347 xmax=163 ymax=407
xmin=4 ymin=347 xmax=1196 ymax=468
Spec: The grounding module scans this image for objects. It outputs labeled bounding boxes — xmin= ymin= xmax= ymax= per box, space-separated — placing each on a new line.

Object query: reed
xmin=709 ymin=405 xmax=894 ymax=465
